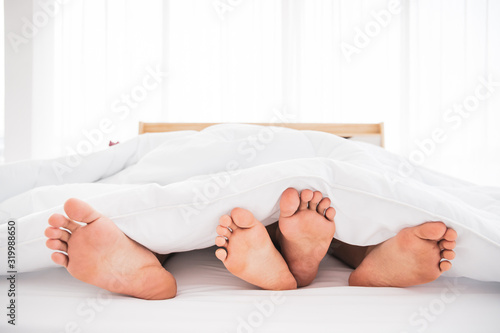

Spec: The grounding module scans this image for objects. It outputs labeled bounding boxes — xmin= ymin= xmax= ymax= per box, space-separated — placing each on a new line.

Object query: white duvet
xmin=0 ymin=124 xmax=499 ymax=282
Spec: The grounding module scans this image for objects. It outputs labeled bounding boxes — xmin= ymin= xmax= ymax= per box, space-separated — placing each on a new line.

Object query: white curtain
xmin=402 ymin=0 xmax=500 ymax=185
xmin=5 ymin=0 xmax=500 ymax=186
xmin=0 ymin=0 xmax=4 ymax=163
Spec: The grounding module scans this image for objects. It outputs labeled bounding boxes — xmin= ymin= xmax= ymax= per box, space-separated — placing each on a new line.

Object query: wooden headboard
xmin=139 ymin=122 xmax=385 ymax=147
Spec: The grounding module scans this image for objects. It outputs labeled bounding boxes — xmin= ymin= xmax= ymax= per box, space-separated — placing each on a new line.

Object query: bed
xmin=1 ymin=122 xmax=499 ymax=333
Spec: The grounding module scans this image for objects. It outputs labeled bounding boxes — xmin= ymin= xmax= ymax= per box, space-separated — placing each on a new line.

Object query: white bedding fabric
xmin=0 ymin=124 xmax=500 ymax=282
xmin=0 ymin=248 xmax=499 ymax=333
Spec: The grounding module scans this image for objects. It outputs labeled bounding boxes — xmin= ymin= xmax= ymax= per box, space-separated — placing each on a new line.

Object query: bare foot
xmin=45 ymin=198 xmax=177 ymax=300
xmin=277 ymin=188 xmax=336 ymax=287
xmin=349 ymin=222 xmax=458 ymax=287
xmin=215 ymin=208 xmax=297 ymax=290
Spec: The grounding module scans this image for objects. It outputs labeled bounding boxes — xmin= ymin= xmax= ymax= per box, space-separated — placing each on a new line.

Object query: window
xmin=3 ymin=0 xmax=500 ymax=185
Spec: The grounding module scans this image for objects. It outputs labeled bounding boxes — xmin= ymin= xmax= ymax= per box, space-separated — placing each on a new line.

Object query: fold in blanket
xmin=1 ymin=124 xmax=499 ymax=281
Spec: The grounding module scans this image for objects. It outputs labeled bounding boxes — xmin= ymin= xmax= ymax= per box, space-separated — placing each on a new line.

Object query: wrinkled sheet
xmin=0 ymin=124 xmax=499 ymax=282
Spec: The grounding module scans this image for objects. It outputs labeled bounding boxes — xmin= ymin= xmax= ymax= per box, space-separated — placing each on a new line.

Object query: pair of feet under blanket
xmin=0 ymin=124 xmax=499 ymax=281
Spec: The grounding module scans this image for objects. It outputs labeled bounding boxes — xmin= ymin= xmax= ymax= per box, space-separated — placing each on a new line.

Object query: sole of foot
xmin=348 ymin=221 xmax=457 ymax=287
xmin=215 ymin=207 xmax=297 ymax=290
xmin=277 ymin=188 xmax=336 ymax=287
xmin=45 ymin=198 xmax=177 ymax=300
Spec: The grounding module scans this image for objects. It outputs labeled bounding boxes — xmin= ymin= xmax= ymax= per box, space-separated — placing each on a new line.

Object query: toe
xmin=215 ymin=248 xmax=228 ymax=262
xmin=64 ymin=198 xmax=102 ymax=224
xmin=439 ymin=260 xmax=452 ymax=272
xmin=299 ymin=190 xmax=314 ymax=210
xmin=439 ymin=240 xmax=456 ymax=250
xmin=219 ymin=215 xmax=237 ymax=231
xmin=308 ymin=191 xmax=323 ymax=211
xmin=46 ymin=239 xmax=68 ymax=252
xmin=216 ymin=225 xmax=232 ymax=238
xmin=441 ymin=250 xmax=455 ymax=260
xmin=413 ymin=222 xmax=447 ymax=241
xmin=231 ymin=208 xmax=258 ymax=229
xmin=215 ymin=236 xmax=228 ymax=247
xmin=325 ymin=207 xmax=336 ymax=222
xmin=279 ymin=188 xmax=300 ymax=218
xmin=48 ymin=213 xmax=81 ymax=233
xmin=443 ymin=228 xmax=458 ymax=241
xmin=51 ymin=252 xmax=69 ymax=267
xmin=317 ymin=197 xmax=332 ymax=215
xmin=44 ymin=227 xmax=71 ymax=243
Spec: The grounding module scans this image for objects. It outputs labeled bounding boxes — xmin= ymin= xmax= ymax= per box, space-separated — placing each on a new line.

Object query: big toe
xmin=413 ymin=222 xmax=447 ymax=241
xmin=231 ymin=208 xmax=257 ymax=228
xmin=279 ymin=188 xmax=300 ymax=218
xmin=64 ymin=198 xmax=102 ymax=224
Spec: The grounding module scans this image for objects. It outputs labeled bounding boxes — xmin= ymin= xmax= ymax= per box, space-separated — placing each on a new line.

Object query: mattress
xmin=1 ymin=247 xmax=499 ymax=333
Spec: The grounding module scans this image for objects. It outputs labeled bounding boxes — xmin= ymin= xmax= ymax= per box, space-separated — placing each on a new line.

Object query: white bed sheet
xmin=1 ymin=247 xmax=499 ymax=333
